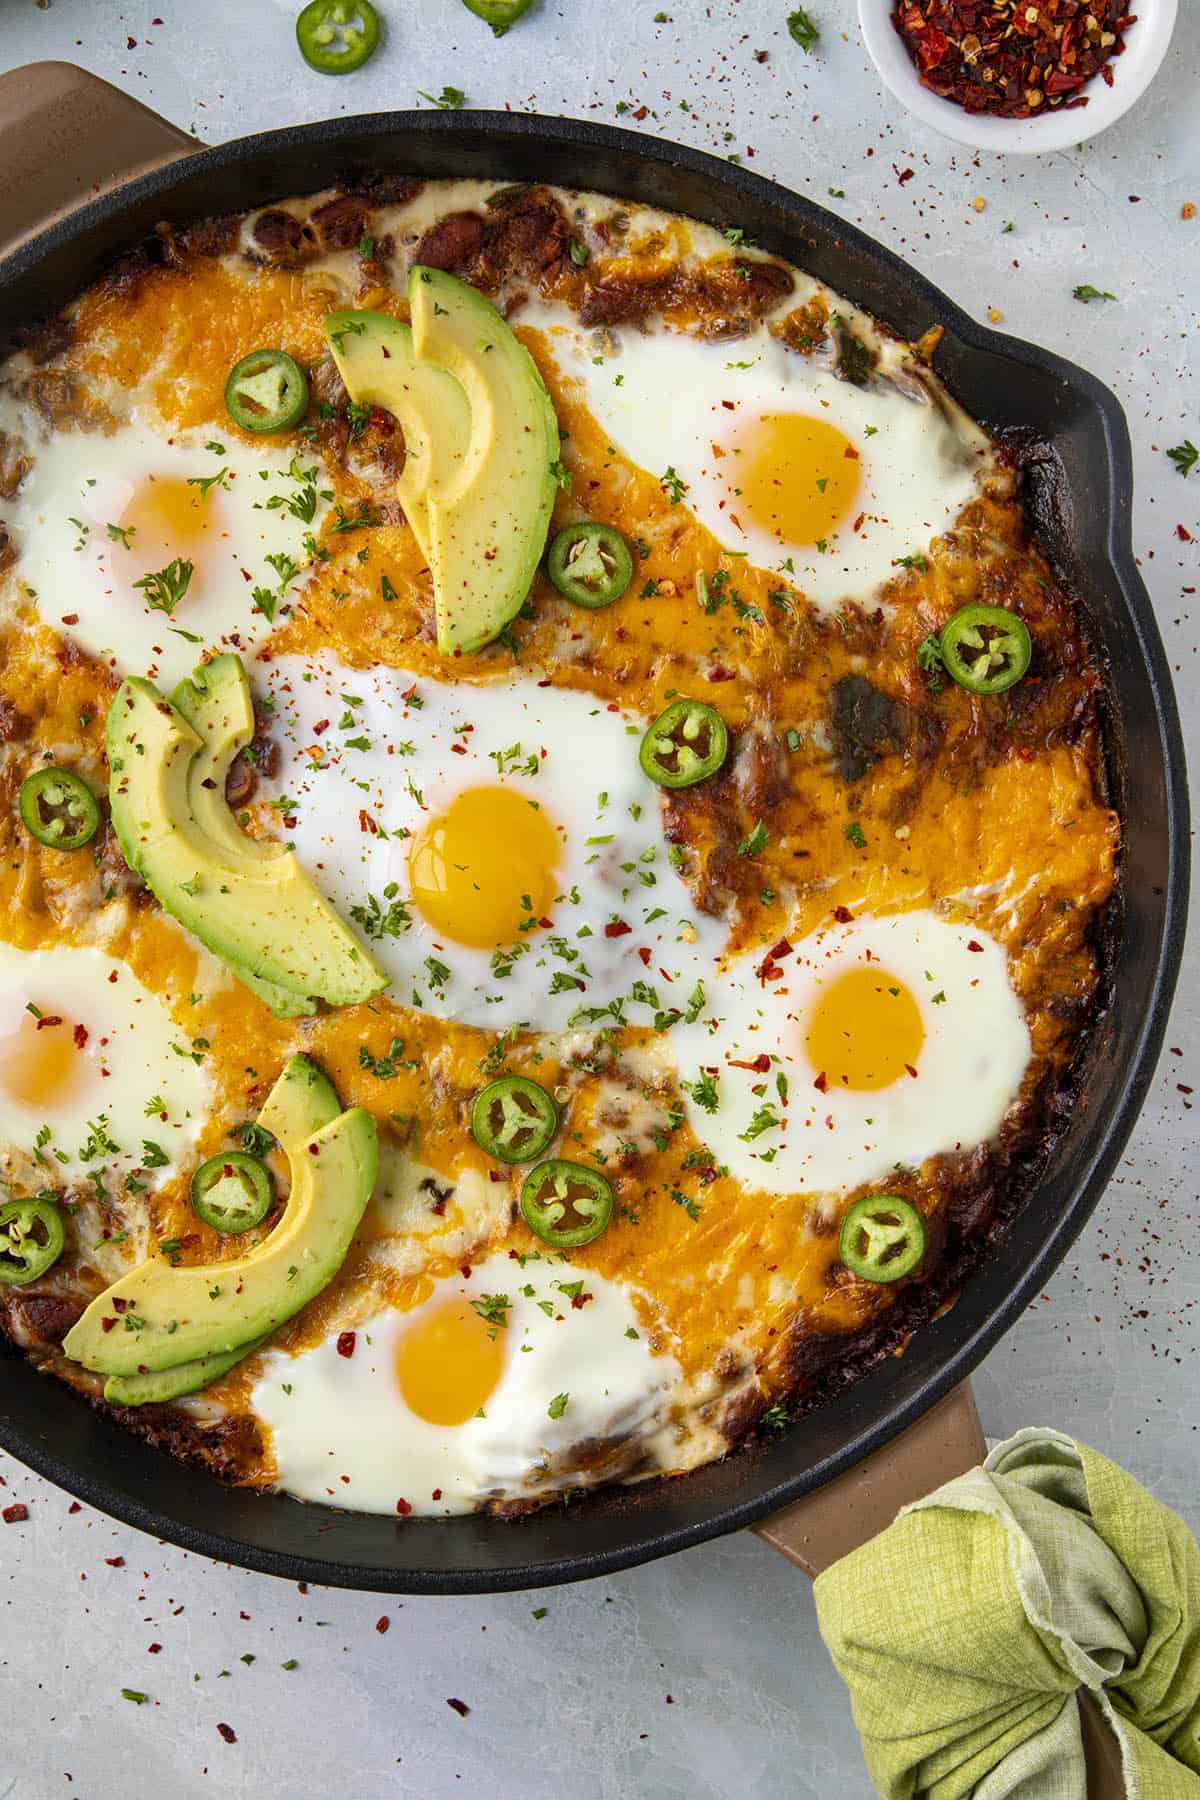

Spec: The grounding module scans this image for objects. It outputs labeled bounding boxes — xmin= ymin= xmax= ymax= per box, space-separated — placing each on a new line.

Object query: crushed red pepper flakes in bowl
xmin=890 ymin=0 xmax=1138 ymax=118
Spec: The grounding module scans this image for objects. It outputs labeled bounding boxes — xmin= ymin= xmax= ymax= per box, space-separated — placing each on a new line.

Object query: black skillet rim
xmin=0 ymin=109 xmax=1188 ymax=1593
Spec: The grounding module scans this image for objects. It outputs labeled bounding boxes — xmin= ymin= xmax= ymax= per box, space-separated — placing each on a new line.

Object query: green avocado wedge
xmin=107 ymin=656 xmax=387 ymax=1016
xmin=64 ymin=1056 xmax=379 ymax=1379
xmin=324 ymin=271 xmax=559 ymax=657
xmin=100 ymin=1056 xmax=344 ymax=1405
xmin=103 ymin=1335 xmax=270 ymax=1409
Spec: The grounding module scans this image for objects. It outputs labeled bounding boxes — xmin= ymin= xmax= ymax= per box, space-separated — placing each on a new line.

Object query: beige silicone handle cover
xmin=753 ymin=1381 xmax=986 ymax=1575
xmin=0 ymin=61 xmax=196 ymax=260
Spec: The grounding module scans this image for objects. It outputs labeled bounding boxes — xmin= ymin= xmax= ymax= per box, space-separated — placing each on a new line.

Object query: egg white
xmin=0 ymin=942 xmax=211 ymax=1186
xmin=252 ymin=1251 xmax=680 ymax=1515
xmin=0 ymin=420 xmax=329 ymax=686
xmin=258 ymin=655 xmax=708 ymax=1030
xmin=672 ymin=910 xmax=1031 ymax=1196
xmin=540 ymin=316 xmax=987 ymax=612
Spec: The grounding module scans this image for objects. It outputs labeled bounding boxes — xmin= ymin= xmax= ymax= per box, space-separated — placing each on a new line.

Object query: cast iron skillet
xmin=0 ymin=73 xmax=1188 ymax=1593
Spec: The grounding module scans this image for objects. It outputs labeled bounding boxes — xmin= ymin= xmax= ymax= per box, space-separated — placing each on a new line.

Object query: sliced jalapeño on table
xmin=296 ymin=0 xmax=381 ymax=72
xmin=461 ymin=0 xmax=535 ymax=34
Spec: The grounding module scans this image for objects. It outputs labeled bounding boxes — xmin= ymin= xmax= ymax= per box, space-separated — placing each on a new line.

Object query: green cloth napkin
xmin=814 ymin=1428 xmax=1200 ymax=1799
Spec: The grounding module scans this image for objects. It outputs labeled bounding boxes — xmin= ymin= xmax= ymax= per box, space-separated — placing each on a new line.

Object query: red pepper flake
xmin=148 ymin=1643 xmax=162 ymax=1653
xmin=61 ymin=613 xmax=80 ymax=626
xmin=34 ymin=1014 xmax=63 ymax=1030
xmin=637 ymin=946 xmax=652 ymax=966
xmin=1178 ymin=524 xmax=1193 ymax=543
xmin=905 ymin=1063 xmax=919 ymax=1079
xmin=336 ymin=1332 xmax=356 ymax=1359
xmin=432 ymin=1487 xmax=443 ymax=1500
xmin=894 ymin=166 xmax=915 ymax=185
xmin=71 ymin=1022 xmax=89 ymax=1049
xmin=111 ymin=1296 xmax=128 ymax=1314
xmin=105 ymin=1555 xmax=125 ymax=1567
xmin=706 ymin=664 xmax=735 ymax=682
xmin=358 ymin=809 xmax=378 ymax=834
xmin=2 ymin=1503 xmax=28 ymax=1524
xmin=396 ymin=1497 xmax=413 ymax=1516
xmin=101 ymin=1316 xmax=117 ymax=1333
xmin=890 ymin=0 xmax=1136 ymax=120
xmin=813 ymin=1071 xmax=828 ymax=1093
xmin=604 ymin=919 xmax=632 ymax=938
xmin=69 ymin=1501 xmax=81 ymax=1513
xmin=447 ymin=1697 xmax=471 ymax=1717
xmin=731 ymin=1054 xmax=772 ymax=1072
xmin=834 ymin=905 xmax=854 ymax=924
xmin=216 ymin=1722 xmax=237 ymax=1745
xmin=570 ymin=1290 xmax=594 ymax=1309
xmin=376 ymin=1615 xmax=390 ymax=1634
xmin=451 ymin=742 xmax=468 ymax=754
xmin=1179 ymin=1084 xmax=1194 ymax=1096
xmin=967 ymin=939 xmax=984 ymax=953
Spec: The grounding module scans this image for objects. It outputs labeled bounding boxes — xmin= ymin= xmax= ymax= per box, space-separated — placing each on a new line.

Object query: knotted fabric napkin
xmin=814 ymin=1428 xmax=1200 ymax=1798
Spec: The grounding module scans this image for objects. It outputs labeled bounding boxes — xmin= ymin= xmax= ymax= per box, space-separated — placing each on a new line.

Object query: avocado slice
xmin=324 ymin=271 xmax=559 ymax=657
xmin=324 ymin=309 xmax=471 ymax=565
xmin=100 ymin=1056 xmax=344 ymax=1406
xmin=108 ymin=658 xmax=388 ymax=1015
xmin=103 ymin=1335 xmax=270 ymax=1409
xmin=64 ymin=1056 xmax=379 ymax=1378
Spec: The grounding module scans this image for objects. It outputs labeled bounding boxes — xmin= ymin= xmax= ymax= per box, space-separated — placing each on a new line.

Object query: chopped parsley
xmin=787 ymin=6 xmax=819 ymax=50
xmin=1072 ymin=284 xmax=1116 ymax=303
xmin=547 ymin=1392 xmax=569 ymax=1420
xmin=419 ymin=85 xmax=466 ymax=108
xmin=133 ymin=557 xmax=193 ymax=617
xmin=1167 ymin=440 xmax=1197 ymax=478
xmin=660 ymin=465 xmax=688 ymax=505
xmin=737 ymin=820 xmax=769 ymax=857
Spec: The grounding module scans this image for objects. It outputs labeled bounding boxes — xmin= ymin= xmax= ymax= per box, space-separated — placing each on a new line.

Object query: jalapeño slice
xmin=296 ymin=0 xmax=381 ymax=72
xmin=461 ymin=0 xmax=535 ymax=34
xmin=547 ymin=523 xmax=634 ymax=609
xmin=939 ymin=604 xmax=1032 ymax=695
xmin=19 ymin=767 xmax=102 ymax=851
xmin=0 ymin=1197 xmax=66 ymax=1285
xmin=224 ymin=349 xmax=310 ymax=434
xmin=639 ymin=699 xmax=729 ymax=790
xmin=520 ymin=1159 xmax=614 ymax=1250
xmin=472 ymin=1076 xmax=558 ymax=1164
xmin=191 ymin=1153 xmax=273 ymax=1235
xmin=838 ymin=1195 xmax=926 ymax=1284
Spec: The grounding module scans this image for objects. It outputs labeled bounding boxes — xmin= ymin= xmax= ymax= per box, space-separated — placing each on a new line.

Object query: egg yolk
xmin=805 ymin=967 xmax=925 ymax=1091
xmin=395 ymin=1297 xmax=506 ymax=1427
xmin=117 ymin=475 xmax=218 ymax=583
xmin=408 ymin=785 xmax=561 ymax=950
xmin=731 ymin=413 xmax=861 ymax=547
xmin=0 ymin=1008 xmax=86 ymax=1109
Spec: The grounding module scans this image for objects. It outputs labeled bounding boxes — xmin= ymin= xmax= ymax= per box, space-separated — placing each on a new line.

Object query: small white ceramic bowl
xmin=858 ymin=0 xmax=1178 ymax=154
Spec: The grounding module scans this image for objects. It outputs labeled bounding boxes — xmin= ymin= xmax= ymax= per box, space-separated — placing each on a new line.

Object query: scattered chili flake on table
xmin=890 ymin=1 xmax=1138 ymax=119
xmin=2 ymin=1502 xmax=28 ymax=1524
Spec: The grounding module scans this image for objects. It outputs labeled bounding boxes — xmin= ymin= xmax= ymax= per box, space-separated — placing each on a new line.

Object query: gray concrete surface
xmin=0 ymin=2 xmax=1196 ymax=1793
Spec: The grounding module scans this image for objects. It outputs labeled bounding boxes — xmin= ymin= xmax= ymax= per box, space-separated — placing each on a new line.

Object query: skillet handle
xmin=752 ymin=1380 xmax=985 ymax=1576
xmin=0 ymin=62 xmax=197 ymax=261
xmin=754 ymin=1385 xmax=1127 ymax=1797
